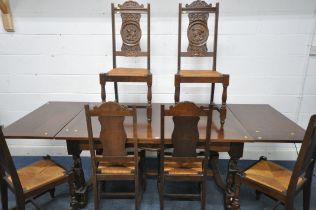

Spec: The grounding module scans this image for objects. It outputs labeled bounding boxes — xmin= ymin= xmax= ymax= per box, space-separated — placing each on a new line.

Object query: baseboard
xmin=9 ymin=145 xmax=299 ymax=160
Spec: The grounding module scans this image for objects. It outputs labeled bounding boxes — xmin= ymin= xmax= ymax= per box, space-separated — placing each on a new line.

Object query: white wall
xmin=1 ymin=0 xmax=316 ymax=159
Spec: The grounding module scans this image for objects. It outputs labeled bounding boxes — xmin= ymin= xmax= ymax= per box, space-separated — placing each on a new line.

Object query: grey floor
xmin=1 ymin=156 xmax=316 ymax=210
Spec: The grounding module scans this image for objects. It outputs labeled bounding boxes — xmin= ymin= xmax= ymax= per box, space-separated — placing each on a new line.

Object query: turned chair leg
xmin=141 ymin=150 xmax=147 ymax=191
xmin=1 ymin=180 xmax=9 ymax=210
xmin=220 ymin=75 xmax=229 ymax=127
xmin=210 ymin=83 xmax=215 ymax=104
xmin=114 ymin=81 xmax=119 ymax=102
xmin=135 ymin=174 xmax=141 ymax=210
xmin=159 ymin=177 xmax=164 ymax=210
xmin=201 ymin=180 xmax=206 ymax=210
xmin=174 ymin=75 xmax=180 ymax=103
xmin=93 ymin=180 xmax=99 ymax=210
xmin=147 ymin=75 xmax=152 ymax=122
xmin=100 ymin=74 xmax=106 ymax=102
xmin=147 ymin=104 xmax=152 ymax=123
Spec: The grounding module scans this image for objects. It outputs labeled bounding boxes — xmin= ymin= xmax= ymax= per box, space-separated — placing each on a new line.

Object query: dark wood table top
xmin=228 ymin=104 xmax=305 ymax=143
xmin=3 ymin=102 xmax=86 ymax=139
xmin=55 ymin=103 xmax=251 ymax=143
xmin=3 ymin=102 xmax=305 ymax=144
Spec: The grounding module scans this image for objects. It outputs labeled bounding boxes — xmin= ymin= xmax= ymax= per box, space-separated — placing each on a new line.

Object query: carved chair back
xmin=160 ymin=101 xmax=212 ymax=158
xmin=0 ymin=128 xmax=24 ymax=199
xmin=84 ymin=102 xmax=138 ymax=173
xmin=111 ymin=0 xmax=150 ymax=70
xmin=177 ymin=0 xmax=219 ymax=72
xmin=288 ymin=115 xmax=316 ymax=195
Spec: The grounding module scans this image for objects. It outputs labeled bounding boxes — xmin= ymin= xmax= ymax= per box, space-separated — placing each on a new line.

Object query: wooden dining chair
xmin=174 ymin=0 xmax=229 ymax=127
xmin=84 ymin=102 xmax=145 ymax=210
xmin=235 ymin=115 xmax=316 ymax=210
xmin=99 ymin=0 xmax=152 ymax=122
xmin=0 ymin=128 xmax=77 ymax=210
xmin=159 ymin=101 xmax=212 ymax=210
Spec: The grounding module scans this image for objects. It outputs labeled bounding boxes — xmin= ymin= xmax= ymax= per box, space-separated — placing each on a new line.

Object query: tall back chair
xmin=175 ymin=0 xmax=229 ymax=127
xmin=235 ymin=115 xmax=316 ymax=210
xmin=0 ymin=128 xmax=76 ymax=210
xmin=100 ymin=0 xmax=152 ymax=122
xmin=159 ymin=101 xmax=212 ymax=210
xmin=85 ymin=102 xmax=145 ymax=210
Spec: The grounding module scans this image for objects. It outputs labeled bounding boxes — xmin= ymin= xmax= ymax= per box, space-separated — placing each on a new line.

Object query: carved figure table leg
xmin=225 ymin=143 xmax=243 ymax=210
xmin=232 ymin=171 xmax=241 ymax=210
xmin=68 ymin=170 xmax=79 ymax=210
xmin=209 ymin=151 xmax=225 ymax=190
xmin=67 ymin=140 xmax=88 ymax=208
xmin=147 ymin=74 xmax=152 ymax=122
xmin=220 ymin=74 xmax=229 ymax=127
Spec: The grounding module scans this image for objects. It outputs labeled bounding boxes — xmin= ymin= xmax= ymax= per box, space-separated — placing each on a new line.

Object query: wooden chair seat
xmin=98 ymin=161 xmax=135 ymax=175
xmin=1 ymin=129 xmax=77 ymax=210
xmin=6 ymin=159 xmax=67 ymax=193
xmin=244 ymin=160 xmax=305 ymax=194
xmin=164 ymin=161 xmax=202 ymax=175
xmin=235 ymin=116 xmax=316 ymax=210
xmin=107 ymin=68 xmax=149 ymax=77
xmin=179 ymin=70 xmax=223 ymax=78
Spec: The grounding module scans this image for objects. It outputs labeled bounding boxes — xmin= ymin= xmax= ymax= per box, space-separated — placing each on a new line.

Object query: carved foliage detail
xmin=119 ymin=1 xmax=144 ymax=56
xmin=186 ymin=0 xmax=211 ymax=56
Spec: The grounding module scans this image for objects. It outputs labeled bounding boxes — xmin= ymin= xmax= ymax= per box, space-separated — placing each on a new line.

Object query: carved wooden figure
xmin=100 ymin=1 xmax=152 ymax=122
xmin=175 ymin=0 xmax=229 ymax=127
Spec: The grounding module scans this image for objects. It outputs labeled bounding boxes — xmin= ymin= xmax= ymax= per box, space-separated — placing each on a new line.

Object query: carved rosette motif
xmin=186 ymin=0 xmax=211 ymax=56
xmin=119 ymin=1 xmax=143 ymax=56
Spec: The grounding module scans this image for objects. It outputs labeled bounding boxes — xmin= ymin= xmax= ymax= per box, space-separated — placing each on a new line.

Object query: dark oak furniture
xmin=0 ymin=128 xmax=77 ymax=210
xmin=84 ymin=102 xmax=145 ymax=210
xmin=100 ymin=0 xmax=152 ymax=121
xmin=175 ymin=0 xmax=229 ymax=127
xmin=3 ymin=102 xmax=306 ymax=210
xmin=159 ymin=102 xmax=212 ymax=210
xmin=234 ymin=115 xmax=316 ymax=210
